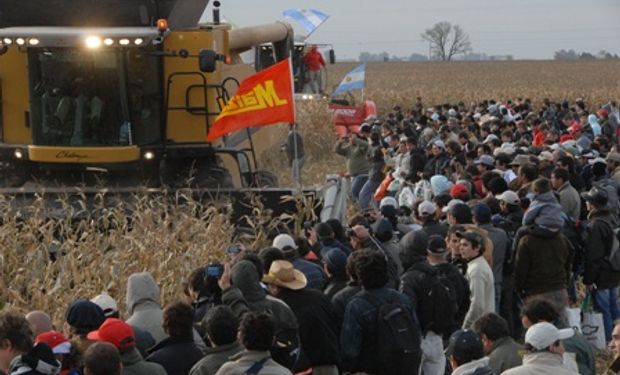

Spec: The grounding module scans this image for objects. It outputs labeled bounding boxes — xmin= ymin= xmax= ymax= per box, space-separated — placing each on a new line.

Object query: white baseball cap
xmin=91 ymin=293 xmax=118 ymax=317
xmin=525 ymin=322 xmax=574 ymax=350
xmin=496 ymin=190 xmax=520 ymax=206
xmin=272 ymin=234 xmax=297 ymax=250
xmin=380 ymin=196 xmax=398 ymax=209
xmin=418 ymin=201 xmax=436 ymax=217
xmin=442 ymin=199 xmax=464 ymax=213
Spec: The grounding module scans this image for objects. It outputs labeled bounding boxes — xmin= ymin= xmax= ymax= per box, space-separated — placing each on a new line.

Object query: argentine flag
xmin=332 ymin=64 xmax=366 ymax=96
xmin=282 ymin=9 xmax=329 ymax=34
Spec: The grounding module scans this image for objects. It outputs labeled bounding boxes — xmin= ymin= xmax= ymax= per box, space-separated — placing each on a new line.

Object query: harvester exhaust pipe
xmin=212 ymin=1 xmax=221 ymax=25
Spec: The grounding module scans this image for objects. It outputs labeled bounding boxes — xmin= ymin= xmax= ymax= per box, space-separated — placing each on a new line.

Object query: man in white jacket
xmin=457 ymin=231 xmax=495 ymax=329
xmin=503 ymin=322 xmax=579 ymax=375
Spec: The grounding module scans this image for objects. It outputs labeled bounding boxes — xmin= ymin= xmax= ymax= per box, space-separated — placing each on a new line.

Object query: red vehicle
xmin=329 ymin=100 xmax=377 ymax=138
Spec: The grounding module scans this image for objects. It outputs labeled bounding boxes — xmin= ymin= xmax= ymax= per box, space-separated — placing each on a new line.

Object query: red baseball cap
xmin=560 ymin=134 xmax=574 ymax=143
xmin=568 ymin=123 xmax=582 ymax=134
xmin=87 ymin=318 xmax=135 ymax=352
xmin=450 ymin=183 xmax=469 ymax=199
xmin=35 ymin=331 xmax=71 ymax=354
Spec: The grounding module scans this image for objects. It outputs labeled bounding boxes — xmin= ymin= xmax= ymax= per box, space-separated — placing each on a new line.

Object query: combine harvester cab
xmin=255 ymin=41 xmax=336 ymax=100
xmin=0 ymin=0 xmax=346 ymax=224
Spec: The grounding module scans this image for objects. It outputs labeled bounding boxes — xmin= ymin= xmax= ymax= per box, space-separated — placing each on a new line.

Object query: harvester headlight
xmin=85 ymin=36 xmax=102 ymax=49
xmin=134 ymin=38 xmax=144 ymax=46
xmin=119 ymin=39 xmax=130 ymax=46
xmin=14 ymin=149 xmax=23 ymax=159
xmin=28 ymin=38 xmax=40 ymax=46
xmin=3 ymin=38 xmax=12 ymax=45
xmin=157 ymin=19 xmax=169 ymax=32
xmin=15 ymin=38 xmax=25 ymax=46
xmin=144 ymin=151 xmax=155 ymax=160
xmin=103 ymin=38 xmax=114 ymax=46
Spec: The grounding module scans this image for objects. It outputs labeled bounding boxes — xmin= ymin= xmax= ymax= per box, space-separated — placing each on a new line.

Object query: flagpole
xmin=293 ymin=124 xmax=300 ymax=191
xmin=287 ymin=56 xmax=301 ymax=192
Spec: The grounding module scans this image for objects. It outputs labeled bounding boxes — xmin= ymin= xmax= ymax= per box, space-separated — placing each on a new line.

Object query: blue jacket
xmin=522 ymin=191 xmax=564 ymax=231
xmin=340 ymin=287 xmax=421 ymax=373
xmin=291 ymin=258 xmax=326 ymax=290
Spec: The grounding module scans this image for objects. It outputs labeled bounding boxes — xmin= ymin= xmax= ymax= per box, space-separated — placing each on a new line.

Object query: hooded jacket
xmin=126 ymin=272 xmax=206 ymax=350
xmin=230 ymin=261 xmax=298 ymax=333
xmin=8 ymin=344 xmax=61 ymax=375
xmin=229 ymin=260 xmax=299 ymax=369
xmin=514 ymin=231 xmax=573 ymax=297
xmin=121 ymin=347 xmax=167 ymax=375
xmin=522 ymin=191 xmax=565 ymax=231
xmin=587 ymin=114 xmax=602 ymax=137
xmin=126 ymin=272 xmax=167 ymax=343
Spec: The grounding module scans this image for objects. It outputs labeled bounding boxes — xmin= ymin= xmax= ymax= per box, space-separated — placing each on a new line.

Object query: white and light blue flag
xmin=332 ymin=64 xmax=366 ymax=96
xmin=282 ymin=9 xmax=329 ymax=34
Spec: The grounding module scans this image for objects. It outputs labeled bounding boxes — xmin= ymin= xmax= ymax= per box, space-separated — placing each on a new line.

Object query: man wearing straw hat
xmin=263 ymin=260 xmax=340 ymax=375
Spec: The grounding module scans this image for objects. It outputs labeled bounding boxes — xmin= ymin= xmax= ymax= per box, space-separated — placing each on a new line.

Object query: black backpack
xmin=362 ymin=291 xmax=421 ymax=375
xmin=409 ymin=264 xmax=458 ymax=337
xmin=562 ymin=214 xmax=587 ymax=273
xmin=599 ymin=219 xmax=620 ymax=272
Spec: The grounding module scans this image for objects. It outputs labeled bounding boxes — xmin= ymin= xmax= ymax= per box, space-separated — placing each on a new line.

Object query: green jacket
xmin=122 ymin=348 xmax=167 ymax=375
xmin=189 ymin=341 xmax=244 ymax=375
xmin=334 ymin=138 xmax=369 ymax=176
xmin=514 ymin=233 xmax=573 ymax=297
xmin=488 ymin=336 xmax=523 ymax=374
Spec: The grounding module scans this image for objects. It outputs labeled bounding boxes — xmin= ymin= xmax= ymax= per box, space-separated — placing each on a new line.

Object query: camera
xmin=226 ymin=244 xmax=241 ymax=256
xmin=205 ymin=263 xmax=224 ymax=279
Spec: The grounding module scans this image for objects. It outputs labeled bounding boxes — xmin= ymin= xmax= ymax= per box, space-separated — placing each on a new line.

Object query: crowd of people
xmin=2 ymin=97 xmax=620 ymax=375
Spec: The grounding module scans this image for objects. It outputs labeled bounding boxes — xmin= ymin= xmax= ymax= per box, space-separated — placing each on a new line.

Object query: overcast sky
xmin=213 ymin=0 xmax=620 ymax=60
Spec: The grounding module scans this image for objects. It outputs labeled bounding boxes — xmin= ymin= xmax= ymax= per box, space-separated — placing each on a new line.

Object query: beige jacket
xmin=501 ymin=351 xmax=579 ymax=375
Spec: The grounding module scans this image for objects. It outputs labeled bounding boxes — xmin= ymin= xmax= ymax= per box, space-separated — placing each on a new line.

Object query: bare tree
xmin=421 ymin=21 xmax=472 ymax=61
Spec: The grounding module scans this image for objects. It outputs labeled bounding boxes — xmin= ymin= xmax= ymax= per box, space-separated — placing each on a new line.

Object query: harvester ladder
xmin=217 ymin=77 xmax=258 ymax=170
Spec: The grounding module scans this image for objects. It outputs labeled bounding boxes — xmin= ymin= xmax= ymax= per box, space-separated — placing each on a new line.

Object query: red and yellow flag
xmin=207 ymin=58 xmax=295 ymax=142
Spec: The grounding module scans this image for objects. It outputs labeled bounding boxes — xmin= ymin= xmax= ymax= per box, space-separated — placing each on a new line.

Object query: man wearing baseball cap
xmin=503 ymin=322 xmax=578 ymax=374
xmin=445 ymin=329 xmax=493 ymax=374
xmin=87 ymin=318 xmax=166 ymax=375
xmin=426 ymin=235 xmax=470 ymax=338
xmin=90 ymin=294 xmax=154 ymax=359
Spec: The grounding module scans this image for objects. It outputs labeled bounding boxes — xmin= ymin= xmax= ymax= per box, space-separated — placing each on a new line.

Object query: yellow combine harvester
xmin=0 ymin=0 xmax=320 ymax=221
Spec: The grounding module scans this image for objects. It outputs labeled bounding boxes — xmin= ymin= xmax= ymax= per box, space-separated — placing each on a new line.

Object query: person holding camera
xmin=188 ymin=264 xmax=223 ymax=324
xmin=334 ymin=130 xmax=370 ymax=203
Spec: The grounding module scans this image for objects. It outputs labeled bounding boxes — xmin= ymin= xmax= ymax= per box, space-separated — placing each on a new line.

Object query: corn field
xmin=2 ymin=59 xmax=620 ymax=331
